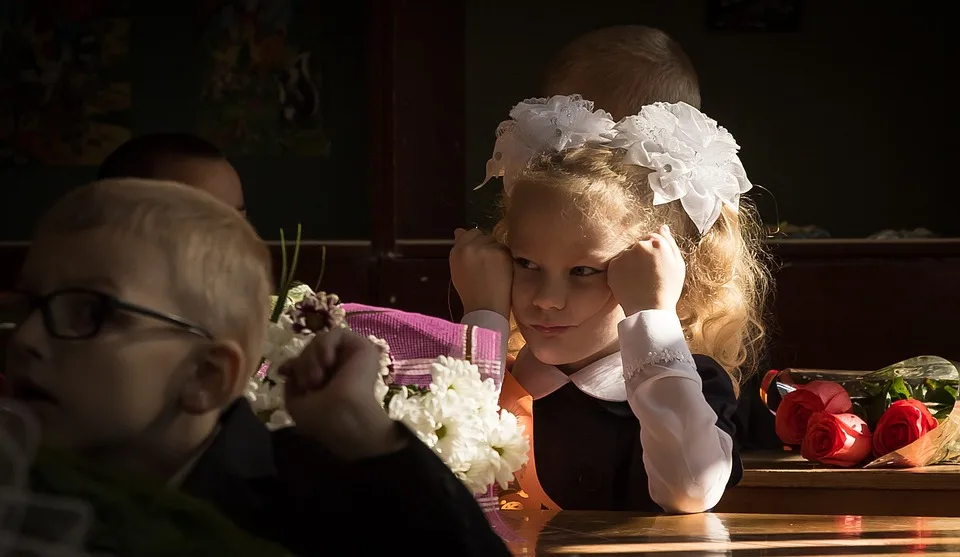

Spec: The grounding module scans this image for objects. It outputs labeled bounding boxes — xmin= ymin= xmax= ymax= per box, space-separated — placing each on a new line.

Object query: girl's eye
xmin=514 ymin=258 xmax=538 ymax=270
xmin=570 ymin=266 xmax=602 ymax=277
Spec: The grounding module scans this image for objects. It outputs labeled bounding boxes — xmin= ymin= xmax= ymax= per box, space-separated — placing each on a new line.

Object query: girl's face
xmin=507 ymin=205 xmax=630 ymax=371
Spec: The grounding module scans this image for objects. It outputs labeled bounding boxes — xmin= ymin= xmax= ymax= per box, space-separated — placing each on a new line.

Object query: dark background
xmin=1 ymin=0 xmax=956 ymax=372
xmin=1 ymin=0 xmax=949 ymax=241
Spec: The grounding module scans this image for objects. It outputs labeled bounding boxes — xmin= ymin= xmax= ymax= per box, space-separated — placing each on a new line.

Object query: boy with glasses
xmin=1 ymin=179 xmax=509 ymax=556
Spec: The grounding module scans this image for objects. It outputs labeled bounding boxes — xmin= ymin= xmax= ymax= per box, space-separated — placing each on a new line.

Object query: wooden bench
xmin=714 ymin=451 xmax=960 ymax=516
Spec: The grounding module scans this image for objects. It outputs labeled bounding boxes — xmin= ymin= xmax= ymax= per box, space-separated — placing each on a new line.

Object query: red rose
xmin=801 ymin=412 xmax=872 ymax=467
xmin=872 ymin=399 xmax=939 ymax=458
xmin=775 ymin=381 xmax=853 ymax=445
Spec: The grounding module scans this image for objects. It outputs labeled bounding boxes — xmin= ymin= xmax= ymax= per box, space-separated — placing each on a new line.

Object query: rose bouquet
xmin=763 ymin=356 xmax=960 ymax=468
xmin=246 ymin=282 xmax=529 ymax=502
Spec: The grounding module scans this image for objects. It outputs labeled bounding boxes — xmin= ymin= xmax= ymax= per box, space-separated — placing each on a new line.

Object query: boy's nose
xmin=8 ymin=310 xmax=48 ymax=363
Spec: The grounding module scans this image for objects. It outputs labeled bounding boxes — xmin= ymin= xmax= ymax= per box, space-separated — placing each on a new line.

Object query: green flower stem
xmin=313 ymin=245 xmax=327 ymax=292
xmin=270 ymin=224 xmax=303 ymax=323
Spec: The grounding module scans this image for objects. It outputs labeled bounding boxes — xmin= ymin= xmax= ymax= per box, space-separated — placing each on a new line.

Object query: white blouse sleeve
xmin=461 ymin=311 xmax=510 ymax=375
xmin=618 ymin=310 xmax=735 ymax=514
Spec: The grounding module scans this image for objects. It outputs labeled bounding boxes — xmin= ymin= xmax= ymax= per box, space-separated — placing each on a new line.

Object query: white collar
xmin=512 ymin=347 xmax=627 ymax=402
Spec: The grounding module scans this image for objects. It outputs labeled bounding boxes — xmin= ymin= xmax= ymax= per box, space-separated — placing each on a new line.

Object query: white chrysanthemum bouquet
xmin=381 ymin=356 xmax=529 ymax=494
xmin=245 ymin=231 xmax=528 ymax=495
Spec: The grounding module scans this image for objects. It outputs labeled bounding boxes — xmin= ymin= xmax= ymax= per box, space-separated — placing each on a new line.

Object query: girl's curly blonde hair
xmin=493 ymin=146 xmax=770 ymax=395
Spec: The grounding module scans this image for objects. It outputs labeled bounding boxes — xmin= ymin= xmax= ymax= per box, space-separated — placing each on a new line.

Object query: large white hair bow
xmin=479 ymin=95 xmax=754 ymax=235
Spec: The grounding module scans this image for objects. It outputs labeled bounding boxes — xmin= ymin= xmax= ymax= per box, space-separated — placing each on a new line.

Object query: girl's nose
xmin=532 ymin=278 xmax=567 ymax=311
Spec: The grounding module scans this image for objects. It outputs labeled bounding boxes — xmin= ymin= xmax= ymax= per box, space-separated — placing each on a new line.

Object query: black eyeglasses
xmin=0 ymin=289 xmax=212 ymax=340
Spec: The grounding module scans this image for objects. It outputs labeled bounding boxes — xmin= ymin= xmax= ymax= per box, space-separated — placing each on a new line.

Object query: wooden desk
xmin=502 ymin=511 xmax=960 ymax=556
xmin=714 ymin=451 xmax=960 ymax=516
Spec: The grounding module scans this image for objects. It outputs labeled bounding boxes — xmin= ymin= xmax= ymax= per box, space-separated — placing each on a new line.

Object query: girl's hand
xmin=607 ymin=224 xmax=686 ymax=316
xmin=449 ymin=228 xmax=513 ymax=319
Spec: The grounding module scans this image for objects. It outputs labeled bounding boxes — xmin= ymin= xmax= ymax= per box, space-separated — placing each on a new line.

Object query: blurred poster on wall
xmin=0 ymin=0 xmax=132 ymax=166
xmin=196 ymin=0 xmax=331 ymax=157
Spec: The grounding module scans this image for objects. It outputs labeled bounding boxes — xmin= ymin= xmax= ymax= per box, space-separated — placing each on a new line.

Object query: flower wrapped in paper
xmin=248 ymin=285 xmax=529 ymax=527
xmin=763 ymin=356 xmax=960 ymax=468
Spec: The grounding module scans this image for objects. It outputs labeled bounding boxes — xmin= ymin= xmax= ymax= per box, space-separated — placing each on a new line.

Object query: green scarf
xmin=26 ymin=448 xmax=292 ymax=557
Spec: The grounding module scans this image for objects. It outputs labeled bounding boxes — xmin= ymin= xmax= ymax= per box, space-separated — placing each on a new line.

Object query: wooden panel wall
xmin=3 ymin=240 xmax=959 ymax=372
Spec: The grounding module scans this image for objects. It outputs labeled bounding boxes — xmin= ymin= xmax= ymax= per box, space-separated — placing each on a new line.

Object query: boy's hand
xmin=449 ymin=228 xmax=513 ymax=318
xmin=608 ymin=224 xmax=686 ymax=316
xmin=280 ymin=328 xmax=405 ymax=461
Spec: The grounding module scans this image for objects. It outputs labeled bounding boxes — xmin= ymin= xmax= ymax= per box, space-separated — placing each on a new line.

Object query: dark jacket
xmin=181 ymin=399 xmax=510 ymax=556
xmin=531 ymin=355 xmax=743 ymax=511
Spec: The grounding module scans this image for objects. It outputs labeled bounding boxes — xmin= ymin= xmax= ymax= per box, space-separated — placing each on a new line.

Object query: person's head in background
xmin=495 ymin=26 xmax=703 ymax=360
xmin=97 ymin=133 xmax=245 ymax=214
xmin=3 ymin=179 xmax=271 ymax=478
xmin=542 ymin=25 xmax=701 ymax=119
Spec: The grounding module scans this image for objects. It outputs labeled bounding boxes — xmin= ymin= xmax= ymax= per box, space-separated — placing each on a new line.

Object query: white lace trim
xmin=478 ymin=96 xmax=753 ymax=234
xmin=623 ymin=349 xmax=695 ymax=383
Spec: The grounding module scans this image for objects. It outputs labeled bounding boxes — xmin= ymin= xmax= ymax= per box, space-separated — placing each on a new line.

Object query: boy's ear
xmin=179 ymin=341 xmax=247 ymax=415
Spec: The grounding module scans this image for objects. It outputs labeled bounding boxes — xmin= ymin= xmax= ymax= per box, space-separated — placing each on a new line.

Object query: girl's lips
xmin=531 ymin=325 xmax=572 ymax=336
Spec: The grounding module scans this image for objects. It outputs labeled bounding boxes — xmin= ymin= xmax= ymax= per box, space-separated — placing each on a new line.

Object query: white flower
xmin=488 ymin=410 xmax=530 ymax=489
xmin=429 ymin=356 xmax=499 ymax=409
xmin=243 ymin=380 xmax=261 ymax=405
xmin=391 ymin=355 xmax=530 ymax=495
xmin=244 ymin=380 xmax=285 ymax=414
xmin=428 ymin=389 xmax=498 ymax=494
xmin=388 ymin=387 xmax=442 ymax=447
xmin=613 ymin=102 xmax=752 ymax=234
xmin=262 ymin=313 xmax=313 ymax=368
xmin=369 ymin=335 xmax=392 ymax=406
xmin=459 ymin=443 xmax=501 ymax=494
xmin=368 ymin=336 xmax=392 ymax=377
xmin=374 ymin=376 xmax=390 ymax=407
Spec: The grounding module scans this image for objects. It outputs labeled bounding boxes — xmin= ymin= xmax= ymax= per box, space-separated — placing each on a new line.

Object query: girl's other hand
xmin=449 ymin=228 xmax=513 ymax=318
xmin=607 ymin=224 xmax=686 ymax=316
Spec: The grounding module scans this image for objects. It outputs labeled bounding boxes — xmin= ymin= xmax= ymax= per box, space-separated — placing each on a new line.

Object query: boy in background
xmin=98 ymin=133 xmax=245 ymax=214
xmin=542 ymin=25 xmax=701 ymax=118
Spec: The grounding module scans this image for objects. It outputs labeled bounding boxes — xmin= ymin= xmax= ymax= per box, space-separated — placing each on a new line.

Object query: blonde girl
xmin=450 ymin=96 xmax=769 ymax=514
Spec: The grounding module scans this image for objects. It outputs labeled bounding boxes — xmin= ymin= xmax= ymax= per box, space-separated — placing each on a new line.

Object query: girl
xmin=450 ymin=95 xmax=768 ymax=514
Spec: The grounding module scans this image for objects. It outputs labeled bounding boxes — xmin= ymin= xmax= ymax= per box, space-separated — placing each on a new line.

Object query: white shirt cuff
xmin=618 ymin=310 xmax=697 ymax=385
xmin=462 ymin=311 xmax=510 ymax=375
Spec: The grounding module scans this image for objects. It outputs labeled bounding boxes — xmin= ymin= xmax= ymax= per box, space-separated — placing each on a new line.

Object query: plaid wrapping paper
xmin=342 ymin=304 xmax=518 ymax=540
xmin=342 ymin=303 xmax=503 ymax=389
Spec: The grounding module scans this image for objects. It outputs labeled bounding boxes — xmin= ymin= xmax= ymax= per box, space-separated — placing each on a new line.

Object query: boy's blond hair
xmin=543 ymin=25 xmax=701 ymax=119
xmin=35 ymin=179 xmax=272 ymax=368
xmin=496 ymin=147 xmax=770 ymax=395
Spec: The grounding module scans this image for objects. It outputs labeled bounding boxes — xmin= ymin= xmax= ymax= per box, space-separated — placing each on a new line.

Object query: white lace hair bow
xmin=478 ymin=95 xmax=754 ymax=235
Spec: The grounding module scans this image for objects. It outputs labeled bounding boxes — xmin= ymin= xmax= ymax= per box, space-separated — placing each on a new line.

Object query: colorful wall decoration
xmin=0 ymin=0 xmax=132 ymax=166
xmin=196 ymin=0 xmax=330 ymax=157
